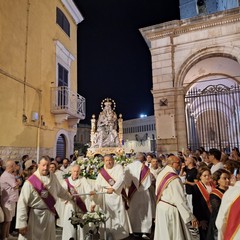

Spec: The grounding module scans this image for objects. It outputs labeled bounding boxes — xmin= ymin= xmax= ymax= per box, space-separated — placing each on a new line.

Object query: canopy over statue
xmin=87 ymin=98 xmax=124 ymax=157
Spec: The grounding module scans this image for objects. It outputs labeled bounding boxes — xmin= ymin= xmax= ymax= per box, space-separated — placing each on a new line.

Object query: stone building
xmin=123 ymin=116 xmax=156 ymax=154
xmin=140 ymin=2 xmax=240 ymax=154
xmin=0 ymin=0 xmax=85 ymax=161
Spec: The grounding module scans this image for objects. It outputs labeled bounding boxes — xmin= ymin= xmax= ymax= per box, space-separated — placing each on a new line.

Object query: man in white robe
xmin=154 ymin=155 xmax=198 ymax=240
xmin=49 ymin=161 xmax=65 ymax=228
xmin=95 ymin=154 xmax=131 ymax=240
xmin=216 ymin=180 xmax=240 ymax=240
xmin=62 ymin=164 xmax=94 ymax=240
xmin=16 ymin=156 xmax=72 ymax=240
xmin=124 ymin=152 xmax=152 ymax=239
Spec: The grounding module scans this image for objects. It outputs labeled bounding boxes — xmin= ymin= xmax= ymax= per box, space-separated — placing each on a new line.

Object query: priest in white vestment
xmin=124 ymin=152 xmax=152 ymax=239
xmin=95 ymin=154 xmax=131 ymax=240
xmin=61 ymin=164 xmax=95 ymax=240
xmin=216 ymin=180 xmax=240 ymax=240
xmin=49 ymin=161 xmax=66 ymax=227
xmin=16 ymin=156 xmax=72 ymax=240
xmin=154 ymin=155 xmax=198 ymax=240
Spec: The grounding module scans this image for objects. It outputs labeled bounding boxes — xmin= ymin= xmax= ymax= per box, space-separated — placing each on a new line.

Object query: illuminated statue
xmin=91 ymin=98 xmax=121 ymax=148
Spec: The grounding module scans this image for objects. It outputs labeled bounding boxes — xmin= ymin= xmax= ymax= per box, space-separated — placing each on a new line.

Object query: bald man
xmin=62 ymin=164 xmax=94 ymax=240
xmin=154 ymin=155 xmax=198 ymax=239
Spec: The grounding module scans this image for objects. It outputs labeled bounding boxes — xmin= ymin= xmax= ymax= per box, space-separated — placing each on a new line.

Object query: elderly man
xmin=62 ymin=164 xmax=94 ymax=240
xmin=0 ymin=160 xmax=20 ymax=240
xmin=124 ymin=152 xmax=152 ymax=239
xmin=95 ymin=154 xmax=130 ymax=240
xmin=154 ymin=155 xmax=198 ymax=239
xmin=16 ymin=156 xmax=72 ymax=240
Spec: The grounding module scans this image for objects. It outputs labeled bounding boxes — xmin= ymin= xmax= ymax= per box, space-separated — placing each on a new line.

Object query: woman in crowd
xmin=207 ymin=169 xmax=230 ymax=240
xmin=193 ymin=166 xmax=214 ymax=240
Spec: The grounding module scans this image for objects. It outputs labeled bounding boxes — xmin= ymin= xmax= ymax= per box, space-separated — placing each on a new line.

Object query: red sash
xmin=100 ymin=168 xmax=129 ymax=210
xmin=156 ymin=172 xmax=178 ymax=203
xmin=224 ymin=195 xmax=240 ymax=240
xmin=196 ymin=181 xmax=212 ymax=211
xmin=65 ymin=178 xmax=87 ymax=213
xmin=211 ymin=188 xmax=223 ymax=200
xmin=28 ymin=174 xmax=58 ymax=217
xmin=128 ymin=164 xmax=150 ymax=201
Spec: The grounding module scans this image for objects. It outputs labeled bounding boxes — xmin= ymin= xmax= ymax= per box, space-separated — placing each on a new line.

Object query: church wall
xmin=140 ymin=7 xmax=240 ymax=154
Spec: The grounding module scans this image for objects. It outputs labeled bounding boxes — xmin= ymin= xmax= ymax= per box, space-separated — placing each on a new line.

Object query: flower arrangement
xmin=69 ymin=210 xmax=107 ymax=229
xmin=72 ymin=154 xmax=134 ymax=180
xmin=114 ymin=154 xmax=134 ymax=167
xmin=77 ymin=156 xmax=104 ymax=179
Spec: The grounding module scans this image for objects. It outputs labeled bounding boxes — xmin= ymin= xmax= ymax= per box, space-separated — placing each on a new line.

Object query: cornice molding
xmin=140 ymin=7 xmax=240 ymax=43
xmin=61 ymin=0 xmax=83 ymax=24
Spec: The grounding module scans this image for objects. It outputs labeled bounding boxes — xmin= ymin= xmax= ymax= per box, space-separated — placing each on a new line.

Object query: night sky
xmin=74 ymin=0 xmax=180 ymax=123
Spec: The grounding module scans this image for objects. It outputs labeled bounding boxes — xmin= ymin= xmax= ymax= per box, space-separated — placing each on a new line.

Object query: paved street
xmin=55 ymin=226 xmax=154 ymax=240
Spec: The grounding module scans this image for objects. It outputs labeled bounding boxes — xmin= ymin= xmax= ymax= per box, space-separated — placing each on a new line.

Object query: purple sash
xmin=100 ymin=168 xmax=116 ymax=187
xmin=100 ymin=168 xmax=129 ymax=210
xmin=156 ymin=172 xmax=178 ymax=203
xmin=65 ymin=178 xmax=87 ymax=213
xmin=128 ymin=164 xmax=150 ymax=201
xmin=28 ymin=174 xmax=58 ymax=217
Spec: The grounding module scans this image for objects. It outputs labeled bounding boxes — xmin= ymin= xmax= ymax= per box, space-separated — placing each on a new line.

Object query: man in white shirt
xmin=209 ymin=148 xmax=223 ymax=174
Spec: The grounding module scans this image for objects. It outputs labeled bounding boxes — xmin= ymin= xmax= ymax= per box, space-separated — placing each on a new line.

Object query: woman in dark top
xmin=207 ymin=169 xmax=230 ymax=240
xmin=193 ymin=167 xmax=214 ymax=240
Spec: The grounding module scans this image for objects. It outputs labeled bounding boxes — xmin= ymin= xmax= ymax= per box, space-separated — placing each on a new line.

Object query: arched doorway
xmin=185 ymin=78 xmax=240 ymax=152
xmin=56 ymin=134 xmax=66 ymax=159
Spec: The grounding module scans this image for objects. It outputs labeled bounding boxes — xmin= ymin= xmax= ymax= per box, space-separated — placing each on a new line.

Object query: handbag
xmin=0 ymin=206 xmax=4 ymax=223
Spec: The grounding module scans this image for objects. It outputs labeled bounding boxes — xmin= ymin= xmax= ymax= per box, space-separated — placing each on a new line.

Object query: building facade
xmin=75 ymin=124 xmax=91 ymax=146
xmin=140 ymin=6 xmax=240 ymax=154
xmin=0 ymin=0 xmax=85 ymax=161
xmin=123 ymin=116 xmax=156 ymax=154
xmin=180 ymin=0 xmax=239 ymax=19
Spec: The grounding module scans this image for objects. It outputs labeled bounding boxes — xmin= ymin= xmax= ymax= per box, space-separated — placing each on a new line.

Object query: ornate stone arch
xmin=175 ymin=45 xmax=240 ymax=88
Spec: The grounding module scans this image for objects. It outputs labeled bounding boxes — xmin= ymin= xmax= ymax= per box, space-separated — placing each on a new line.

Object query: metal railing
xmin=51 ymin=86 xmax=86 ymax=120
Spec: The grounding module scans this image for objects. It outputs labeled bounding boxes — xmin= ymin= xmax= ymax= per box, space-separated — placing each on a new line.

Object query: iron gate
xmin=185 ymin=83 xmax=240 ymax=152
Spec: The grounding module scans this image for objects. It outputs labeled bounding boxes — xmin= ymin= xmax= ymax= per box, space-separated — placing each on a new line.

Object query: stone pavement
xmin=55 ymin=226 xmax=154 ymax=240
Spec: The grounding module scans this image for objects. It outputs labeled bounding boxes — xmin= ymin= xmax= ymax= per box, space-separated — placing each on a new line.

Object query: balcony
xmin=51 ymin=86 xmax=86 ymax=126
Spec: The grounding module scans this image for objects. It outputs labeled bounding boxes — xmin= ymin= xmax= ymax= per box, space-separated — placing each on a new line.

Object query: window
xmin=56 ymin=7 xmax=70 ymax=37
xmin=58 ymin=64 xmax=68 ymax=107
xmin=58 ymin=64 xmax=68 ymax=87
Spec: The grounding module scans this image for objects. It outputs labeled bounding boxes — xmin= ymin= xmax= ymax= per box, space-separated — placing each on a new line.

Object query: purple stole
xmin=100 ymin=168 xmax=129 ymax=210
xmin=128 ymin=163 xmax=150 ymax=201
xmin=65 ymin=178 xmax=87 ymax=213
xmin=156 ymin=172 xmax=179 ymax=203
xmin=28 ymin=174 xmax=58 ymax=217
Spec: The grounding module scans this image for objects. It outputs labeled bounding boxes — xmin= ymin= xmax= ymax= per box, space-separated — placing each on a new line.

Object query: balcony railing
xmin=51 ymin=86 xmax=86 ymax=120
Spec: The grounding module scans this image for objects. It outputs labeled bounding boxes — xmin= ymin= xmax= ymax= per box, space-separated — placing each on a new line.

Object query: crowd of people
xmin=0 ymin=147 xmax=240 ymax=240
